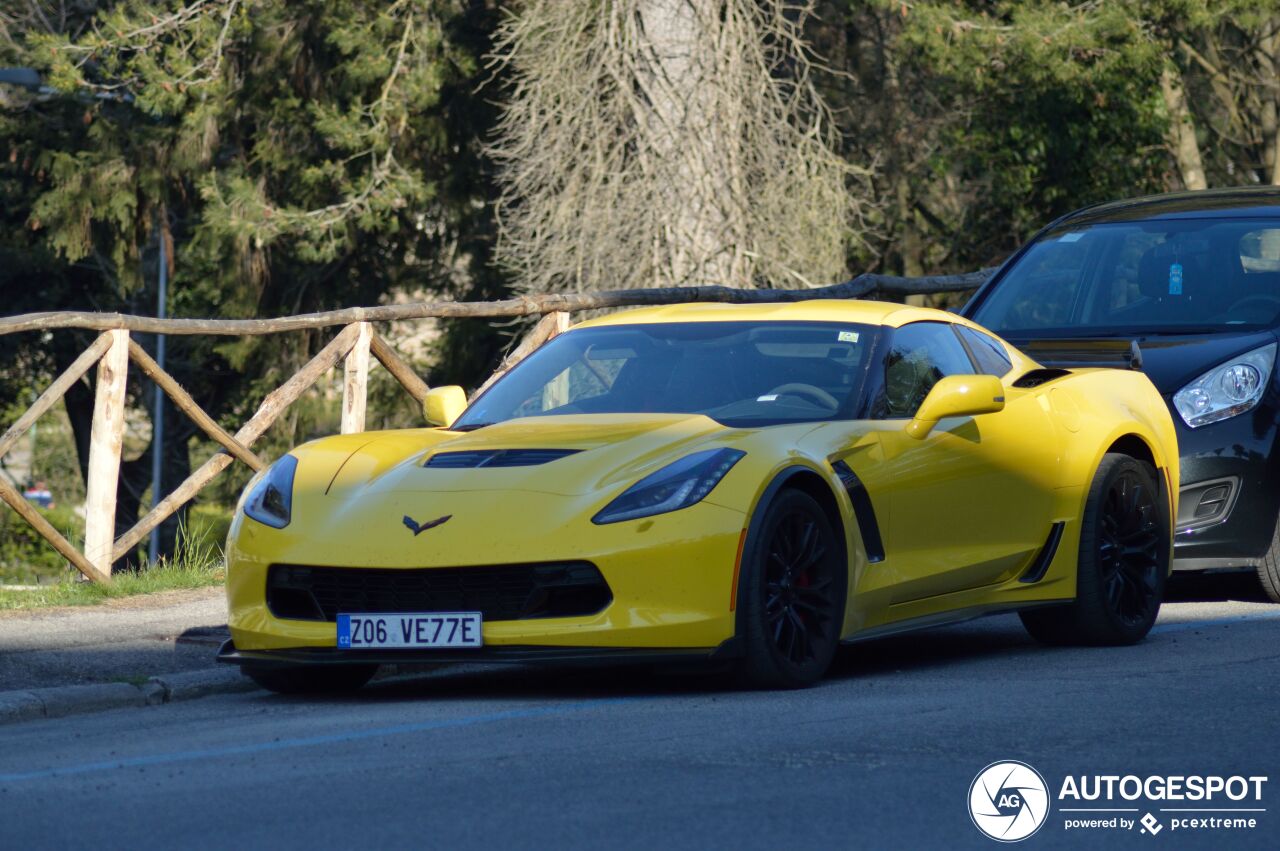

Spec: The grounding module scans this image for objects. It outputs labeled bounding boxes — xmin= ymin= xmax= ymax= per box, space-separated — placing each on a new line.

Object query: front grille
xmin=266 ymin=562 xmax=612 ymax=623
xmin=424 ymin=449 xmax=580 ymax=468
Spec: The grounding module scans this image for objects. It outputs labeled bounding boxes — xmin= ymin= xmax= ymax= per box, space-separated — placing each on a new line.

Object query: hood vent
xmin=424 ymin=449 xmax=581 ymax=469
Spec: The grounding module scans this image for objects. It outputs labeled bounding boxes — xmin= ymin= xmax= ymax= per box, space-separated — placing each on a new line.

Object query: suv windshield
xmin=971 ymin=217 xmax=1280 ymax=336
xmin=455 ymin=321 xmax=876 ymax=429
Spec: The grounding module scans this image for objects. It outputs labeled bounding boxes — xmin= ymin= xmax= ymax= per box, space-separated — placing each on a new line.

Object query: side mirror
xmin=905 ymin=375 xmax=1005 ymax=440
xmin=423 ymin=385 xmax=467 ymax=428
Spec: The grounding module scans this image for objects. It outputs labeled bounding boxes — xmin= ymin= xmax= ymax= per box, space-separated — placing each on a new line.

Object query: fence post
xmin=341 ymin=322 xmax=373 ymax=434
xmin=83 ymin=329 xmax=130 ymax=577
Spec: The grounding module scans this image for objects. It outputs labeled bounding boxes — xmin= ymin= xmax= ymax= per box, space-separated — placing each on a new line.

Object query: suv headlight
xmin=592 ymin=449 xmax=745 ymax=524
xmin=243 ymin=455 xmax=299 ymax=528
xmin=1174 ymin=343 xmax=1276 ymax=428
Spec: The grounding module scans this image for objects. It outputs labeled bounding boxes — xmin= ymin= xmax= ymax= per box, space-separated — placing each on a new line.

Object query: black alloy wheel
xmin=739 ymin=488 xmax=846 ymax=688
xmin=1021 ymin=453 xmax=1169 ymax=646
xmin=1097 ymin=468 xmax=1163 ymax=626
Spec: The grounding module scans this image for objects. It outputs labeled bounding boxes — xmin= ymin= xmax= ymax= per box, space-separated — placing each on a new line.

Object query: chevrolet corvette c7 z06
xmin=219 ymin=301 xmax=1178 ymax=691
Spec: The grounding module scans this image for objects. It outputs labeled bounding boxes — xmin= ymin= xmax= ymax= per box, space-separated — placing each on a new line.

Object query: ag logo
xmin=968 ymin=761 xmax=1050 ymax=842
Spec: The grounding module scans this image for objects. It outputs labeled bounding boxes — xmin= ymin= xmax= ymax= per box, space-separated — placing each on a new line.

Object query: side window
xmin=956 ymin=326 xmax=1013 ymax=377
xmin=874 ymin=323 xmax=976 ymax=418
xmin=1239 ymin=228 xmax=1280 ymax=272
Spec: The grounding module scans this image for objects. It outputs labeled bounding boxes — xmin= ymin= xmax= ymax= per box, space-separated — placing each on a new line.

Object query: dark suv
xmin=963 ymin=187 xmax=1280 ymax=601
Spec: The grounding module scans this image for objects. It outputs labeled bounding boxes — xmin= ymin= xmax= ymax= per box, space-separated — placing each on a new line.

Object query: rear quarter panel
xmin=1042 ymin=369 xmax=1180 ymax=528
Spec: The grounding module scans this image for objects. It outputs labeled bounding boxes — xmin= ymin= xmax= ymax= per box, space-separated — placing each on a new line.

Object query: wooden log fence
xmin=0 ymin=272 xmax=992 ymax=583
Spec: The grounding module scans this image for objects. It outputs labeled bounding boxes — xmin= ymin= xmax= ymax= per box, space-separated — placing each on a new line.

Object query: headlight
xmin=1174 ymin=343 xmax=1276 ymax=428
xmin=592 ymin=448 xmax=745 ymax=525
xmin=243 ymin=455 xmax=299 ymax=528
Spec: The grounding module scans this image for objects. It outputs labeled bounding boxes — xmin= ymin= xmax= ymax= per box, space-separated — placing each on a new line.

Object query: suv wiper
xmin=1142 ymin=326 xmax=1240 ymax=336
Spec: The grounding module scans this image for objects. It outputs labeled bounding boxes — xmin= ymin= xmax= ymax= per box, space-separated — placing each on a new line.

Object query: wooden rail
xmin=0 ymin=272 xmax=991 ymax=582
xmin=0 ymin=269 xmax=993 ymax=337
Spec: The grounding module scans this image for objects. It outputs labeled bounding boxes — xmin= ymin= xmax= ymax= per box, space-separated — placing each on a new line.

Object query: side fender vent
xmin=1012 ymin=368 xmax=1071 ymax=389
xmin=831 ymin=460 xmax=885 ymax=564
xmin=1019 ymin=521 xmax=1066 ymax=584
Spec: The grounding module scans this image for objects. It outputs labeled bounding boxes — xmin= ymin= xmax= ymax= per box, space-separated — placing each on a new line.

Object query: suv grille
xmin=424 ymin=449 xmax=580 ymax=468
xmin=266 ymin=562 xmax=611 ymax=623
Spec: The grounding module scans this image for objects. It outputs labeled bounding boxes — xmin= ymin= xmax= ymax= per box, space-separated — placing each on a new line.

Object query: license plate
xmin=336 ymin=612 xmax=483 ymax=649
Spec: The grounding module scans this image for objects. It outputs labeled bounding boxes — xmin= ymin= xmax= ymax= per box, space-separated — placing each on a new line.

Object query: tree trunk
xmin=636 ymin=0 xmax=749 ymax=287
xmin=154 ymin=393 xmax=192 ymax=561
xmin=1267 ymin=18 xmax=1280 ymax=185
xmin=1160 ymin=64 xmax=1208 ymax=190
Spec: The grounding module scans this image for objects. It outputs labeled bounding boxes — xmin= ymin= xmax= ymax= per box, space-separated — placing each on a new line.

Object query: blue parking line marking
xmin=0 ymin=697 xmax=631 ymax=785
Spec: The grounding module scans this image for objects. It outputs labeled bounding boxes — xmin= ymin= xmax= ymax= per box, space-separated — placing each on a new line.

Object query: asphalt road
xmin=0 ymin=587 xmax=226 ymax=689
xmin=1 ymin=574 xmax=1278 ymax=850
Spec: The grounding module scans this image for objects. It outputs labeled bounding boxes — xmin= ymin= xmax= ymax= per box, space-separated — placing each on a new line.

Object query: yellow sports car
xmin=218 ymin=301 xmax=1179 ymax=692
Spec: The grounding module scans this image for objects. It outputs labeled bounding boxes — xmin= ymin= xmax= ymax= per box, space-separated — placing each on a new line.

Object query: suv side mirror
xmin=906 ymin=375 xmax=1005 ymax=439
xmin=423 ymin=385 xmax=467 ymax=428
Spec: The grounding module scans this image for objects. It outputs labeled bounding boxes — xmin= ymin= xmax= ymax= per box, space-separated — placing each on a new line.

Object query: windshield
xmin=971 ymin=217 xmax=1280 ymax=336
xmin=455 ymin=321 xmax=877 ymax=429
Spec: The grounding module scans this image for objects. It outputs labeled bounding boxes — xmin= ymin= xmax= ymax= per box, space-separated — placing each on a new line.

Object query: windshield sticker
xmin=837 ymin=331 xmax=859 ymax=343
xmin=1058 ymin=232 xmax=1085 ymax=243
xmin=757 ymin=394 xmax=779 ymax=402
xmin=1169 ymin=262 xmax=1184 ymax=295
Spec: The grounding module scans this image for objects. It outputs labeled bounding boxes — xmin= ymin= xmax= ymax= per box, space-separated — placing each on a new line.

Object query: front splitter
xmin=218 ymin=638 xmax=742 ymax=669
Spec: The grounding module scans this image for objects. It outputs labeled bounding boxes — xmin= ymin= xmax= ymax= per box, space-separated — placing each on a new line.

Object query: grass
xmin=0 ymin=519 xmax=225 ymax=611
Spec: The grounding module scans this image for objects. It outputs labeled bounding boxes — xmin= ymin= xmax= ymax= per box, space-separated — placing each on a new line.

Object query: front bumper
xmin=225 ymin=495 xmax=747 ymax=654
xmin=1172 ymin=405 xmax=1280 ymax=570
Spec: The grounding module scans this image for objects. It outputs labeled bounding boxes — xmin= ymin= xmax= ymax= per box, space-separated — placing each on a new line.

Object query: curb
xmin=0 ymin=668 xmax=259 ymax=727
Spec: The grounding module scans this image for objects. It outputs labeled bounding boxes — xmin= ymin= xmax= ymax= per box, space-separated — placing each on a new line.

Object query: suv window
xmin=956 ymin=326 xmax=1013 ymax=376
xmin=874 ymin=323 xmax=976 ymax=418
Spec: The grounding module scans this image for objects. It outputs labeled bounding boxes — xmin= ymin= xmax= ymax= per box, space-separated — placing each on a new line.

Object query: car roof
xmin=571 ymin=299 xmax=969 ymax=330
xmin=1061 ymin=186 xmax=1280 ymax=227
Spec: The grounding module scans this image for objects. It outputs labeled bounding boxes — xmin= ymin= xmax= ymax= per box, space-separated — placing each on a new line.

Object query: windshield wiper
xmin=1141 ymin=326 xmax=1244 ymax=336
xmin=451 ymin=422 xmax=494 ymax=432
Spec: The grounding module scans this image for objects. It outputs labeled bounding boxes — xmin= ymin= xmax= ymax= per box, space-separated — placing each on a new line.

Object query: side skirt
xmin=840 ymin=600 xmax=1071 ymax=645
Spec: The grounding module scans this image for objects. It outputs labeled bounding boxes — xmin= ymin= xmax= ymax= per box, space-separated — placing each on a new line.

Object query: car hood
xmin=1006 ymin=329 xmax=1279 ymax=394
xmin=295 ymin=413 xmax=734 ymax=502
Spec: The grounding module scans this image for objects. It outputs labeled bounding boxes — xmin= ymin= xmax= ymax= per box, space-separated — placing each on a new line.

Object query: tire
xmin=1021 ymin=454 xmax=1168 ymax=646
xmin=1256 ymin=523 xmax=1280 ymax=603
xmin=242 ymin=664 xmax=378 ymax=695
xmin=737 ymin=489 xmax=847 ymax=689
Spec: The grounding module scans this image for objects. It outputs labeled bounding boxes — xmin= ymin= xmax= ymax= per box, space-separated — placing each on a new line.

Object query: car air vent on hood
xmin=424 ymin=449 xmax=581 ymax=468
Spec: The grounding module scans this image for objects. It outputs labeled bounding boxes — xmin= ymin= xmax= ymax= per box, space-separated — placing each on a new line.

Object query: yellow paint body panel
xmin=226 ymin=301 xmax=1179 ymax=657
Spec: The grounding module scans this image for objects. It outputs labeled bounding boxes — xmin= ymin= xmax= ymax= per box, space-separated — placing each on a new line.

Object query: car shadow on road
xmin=267 ymin=618 xmax=1042 ymax=706
xmin=1164 ymin=570 xmax=1268 ymax=603
xmin=252 ymin=574 xmax=1274 ymax=705
xmin=826 ymin=620 xmax=1036 ymax=682
xmin=339 ymin=660 xmax=741 ymax=703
